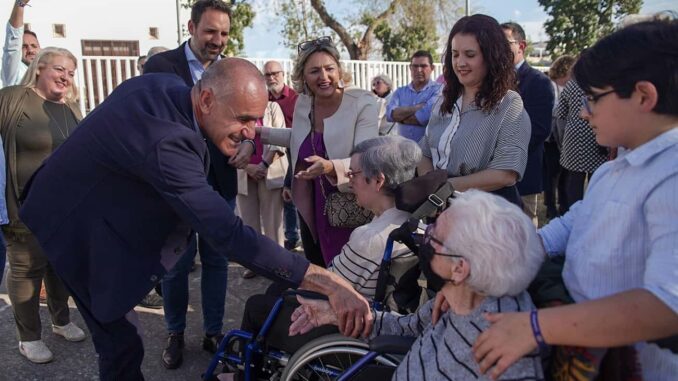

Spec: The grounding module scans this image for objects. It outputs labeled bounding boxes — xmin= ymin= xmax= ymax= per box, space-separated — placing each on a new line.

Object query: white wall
xmin=0 ymin=0 xmax=191 ymax=60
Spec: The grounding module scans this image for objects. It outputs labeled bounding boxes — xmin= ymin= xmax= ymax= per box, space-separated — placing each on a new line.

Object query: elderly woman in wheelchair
xmin=205 ymin=136 xmax=425 ymax=379
xmin=287 ymin=190 xmax=545 ymax=380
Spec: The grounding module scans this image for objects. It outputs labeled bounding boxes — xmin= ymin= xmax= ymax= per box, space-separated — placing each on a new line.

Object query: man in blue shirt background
xmin=386 ymin=50 xmax=441 ymax=142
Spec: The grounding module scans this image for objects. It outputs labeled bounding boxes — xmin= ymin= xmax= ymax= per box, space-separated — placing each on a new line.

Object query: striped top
xmin=420 ymin=90 xmax=531 ymax=181
xmin=329 ymin=207 xmax=412 ymax=299
xmin=372 ymin=291 xmax=543 ymax=380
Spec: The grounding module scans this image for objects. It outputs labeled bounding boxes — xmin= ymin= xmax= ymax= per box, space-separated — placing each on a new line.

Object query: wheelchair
xmin=203 ymin=170 xmax=455 ymax=381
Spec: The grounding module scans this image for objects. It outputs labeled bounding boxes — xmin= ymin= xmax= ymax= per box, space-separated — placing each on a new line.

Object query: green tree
xmin=538 ymin=0 xmax=642 ymax=56
xmin=373 ymin=0 xmax=439 ymax=61
xmin=278 ymin=0 xmax=329 ymax=55
xmin=181 ymin=0 xmax=255 ymax=56
xmin=279 ymin=0 xmax=463 ymax=60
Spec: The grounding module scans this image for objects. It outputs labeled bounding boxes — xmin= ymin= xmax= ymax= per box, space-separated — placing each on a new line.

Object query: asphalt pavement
xmin=0 ymin=262 xmax=273 ymax=381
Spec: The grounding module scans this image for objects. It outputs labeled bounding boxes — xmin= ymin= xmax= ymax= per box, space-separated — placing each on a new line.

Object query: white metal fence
xmin=75 ymin=55 xmax=547 ymax=114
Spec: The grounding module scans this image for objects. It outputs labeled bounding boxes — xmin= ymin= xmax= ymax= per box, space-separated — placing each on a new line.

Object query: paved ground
xmin=0 ymin=262 xmax=273 ymax=381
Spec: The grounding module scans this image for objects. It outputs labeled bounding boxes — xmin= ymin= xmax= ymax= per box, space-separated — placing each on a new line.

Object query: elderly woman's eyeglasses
xmin=298 ymin=36 xmax=333 ymax=53
xmin=581 ymin=89 xmax=615 ymax=114
xmin=423 ymin=224 xmax=464 ymax=259
xmin=346 ymin=170 xmax=363 ymax=179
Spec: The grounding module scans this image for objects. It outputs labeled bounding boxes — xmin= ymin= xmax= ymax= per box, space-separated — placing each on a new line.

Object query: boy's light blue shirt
xmin=539 ymin=127 xmax=678 ymax=376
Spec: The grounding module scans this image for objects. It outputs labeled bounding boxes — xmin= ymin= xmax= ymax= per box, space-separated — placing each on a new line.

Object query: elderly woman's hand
xmin=228 ymin=141 xmax=255 ymax=169
xmin=295 ymin=156 xmax=335 ymax=180
xmin=472 ymin=311 xmax=535 ymax=380
xmin=289 ymin=296 xmax=338 ymax=336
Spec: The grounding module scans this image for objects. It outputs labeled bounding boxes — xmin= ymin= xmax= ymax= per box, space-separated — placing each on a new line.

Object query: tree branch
xmin=360 ymin=0 xmax=403 ymax=58
xmin=310 ymin=0 xmax=359 ymax=58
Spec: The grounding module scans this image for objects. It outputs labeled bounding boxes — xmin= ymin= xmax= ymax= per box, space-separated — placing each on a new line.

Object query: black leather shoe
xmin=162 ymin=332 xmax=184 ymax=369
xmin=284 ymin=240 xmax=300 ymax=251
xmin=202 ymin=333 xmax=225 ymax=354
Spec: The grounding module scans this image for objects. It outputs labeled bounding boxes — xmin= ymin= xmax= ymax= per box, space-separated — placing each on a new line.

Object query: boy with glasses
xmin=472 ymin=18 xmax=678 ymax=380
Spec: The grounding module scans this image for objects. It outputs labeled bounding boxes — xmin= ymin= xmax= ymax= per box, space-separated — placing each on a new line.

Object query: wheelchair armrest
xmin=369 ymin=335 xmax=416 ymax=355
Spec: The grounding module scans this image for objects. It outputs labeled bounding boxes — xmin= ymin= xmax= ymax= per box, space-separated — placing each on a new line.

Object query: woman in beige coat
xmin=259 ymin=37 xmax=379 ymax=267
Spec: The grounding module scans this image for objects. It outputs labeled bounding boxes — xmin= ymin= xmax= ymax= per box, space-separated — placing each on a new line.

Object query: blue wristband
xmin=530 ymin=310 xmax=549 ymax=353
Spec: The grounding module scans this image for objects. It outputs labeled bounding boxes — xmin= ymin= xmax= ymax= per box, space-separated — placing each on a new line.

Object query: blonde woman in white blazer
xmin=236 ymin=101 xmax=288 ymax=280
xmin=259 ymin=37 xmax=379 ymax=267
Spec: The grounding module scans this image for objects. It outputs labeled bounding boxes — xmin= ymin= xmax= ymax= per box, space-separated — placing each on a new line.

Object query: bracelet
xmin=530 ymin=310 xmax=549 ymax=353
xmin=16 ymin=0 xmax=29 ymax=7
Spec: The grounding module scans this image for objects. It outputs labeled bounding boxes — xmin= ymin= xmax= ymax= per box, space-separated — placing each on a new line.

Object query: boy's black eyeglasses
xmin=298 ymin=36 xmax=333 ymax=53
xmin=581 ymin=89 xmax=615 ymax=114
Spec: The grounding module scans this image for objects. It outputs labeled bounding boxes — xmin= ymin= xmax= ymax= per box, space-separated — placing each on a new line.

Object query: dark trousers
xmin=283 ymin=201 xmax=300 ymax=243
xmin=543 ymin=142 xmax=566 ymax=215
xmin=69 ymin=290 xmax=145 ymax=380
xmin=241 ymin=286 xmax=338 ymax=354
xmin=0 ymin=231 xmax=6 ymax=285
xmin=561 ymin=170 xmax=591 ymax=213
xmin=298 ymin=213 xmax=325 ymax=267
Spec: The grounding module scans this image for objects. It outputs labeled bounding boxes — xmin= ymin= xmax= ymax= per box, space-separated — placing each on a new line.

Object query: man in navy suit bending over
xmin=19 ymin=58 xmax=372 ymax=381
xmin=144 ymin=0 xmax=242 ymax=367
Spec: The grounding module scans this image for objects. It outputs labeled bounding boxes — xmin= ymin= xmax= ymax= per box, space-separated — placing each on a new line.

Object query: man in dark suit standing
xmin=502 ymin=22 xmax=555 ymax=226
xmin=19 ymin=58 xmax=372 ymax=381
xmin=143 ymin=0 xmax=245 ymax=369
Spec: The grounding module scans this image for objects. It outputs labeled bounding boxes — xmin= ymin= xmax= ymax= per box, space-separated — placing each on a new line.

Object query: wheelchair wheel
xmin=280 ymin=334 xmax=400 ymax=381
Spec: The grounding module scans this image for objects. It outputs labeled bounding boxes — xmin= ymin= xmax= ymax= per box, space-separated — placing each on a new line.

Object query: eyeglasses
xmin=346 ymin=169 xmax=363 ymax=179
xmin=423 ymin=224 xmax=464 ymax=259
xmin=410 ymin=64 xmax=430 ymax=70
xmin=298 ymin=36 xmax=333 ymax=53
xmin=264 ymin=70 xmax=282 ymax=78
xmin=371 ymin=80 xmax=383 ymax=87
xmin=51 ymin=65 xmax=75 ymax=78
xmin=581 ymin=89 xmax=616 ymax=115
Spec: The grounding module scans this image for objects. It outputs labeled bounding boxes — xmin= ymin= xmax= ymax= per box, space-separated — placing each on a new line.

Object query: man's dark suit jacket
xmin=516 ymin=62 xmax=555 ymax=195
xmin=19 ymin=74 xmax=309 ymax=323
xmin=144 ymin=41 xmax=238 ymax=200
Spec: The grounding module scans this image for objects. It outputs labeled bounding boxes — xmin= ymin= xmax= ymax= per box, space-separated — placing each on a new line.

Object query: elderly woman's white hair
xmin=441 ymin=190 xmax=543 ymax=296
xmin=371 ymin=74 xmax=393 ymax=90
